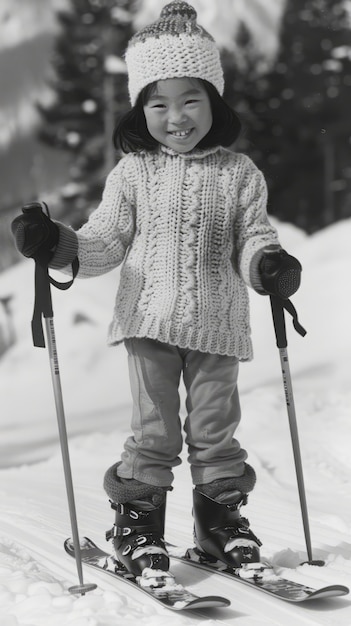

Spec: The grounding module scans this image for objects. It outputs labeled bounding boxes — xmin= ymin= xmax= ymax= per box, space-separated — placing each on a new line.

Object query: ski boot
xmin=105 ymin=483 xmax=170 ymax=577
xmin=104 ymin=463 xmax=170 ymax=577
xmin=106 ymin=497 xmax=170 ymax=576
xmin=193 ymin=487 xmax=262 ymax=568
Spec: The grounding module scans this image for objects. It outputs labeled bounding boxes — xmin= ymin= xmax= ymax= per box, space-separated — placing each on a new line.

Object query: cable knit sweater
xmin=52 ymin=145 xmax=280 ymax=359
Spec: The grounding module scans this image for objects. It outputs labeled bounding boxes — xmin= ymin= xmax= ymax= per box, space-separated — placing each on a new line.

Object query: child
xmin=12 ymin=1 xmax=301 ymax=576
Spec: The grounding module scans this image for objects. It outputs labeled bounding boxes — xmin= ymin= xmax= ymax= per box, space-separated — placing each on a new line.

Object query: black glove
xmin=11 ymin=202 xmax=59 ymax=261
xmin=260 ymin=249 xmax=301 ymax=299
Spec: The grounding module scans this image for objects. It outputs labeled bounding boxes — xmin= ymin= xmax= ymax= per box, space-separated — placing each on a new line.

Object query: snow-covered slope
xmin=0 ymin=218 xmax=351 ymax=625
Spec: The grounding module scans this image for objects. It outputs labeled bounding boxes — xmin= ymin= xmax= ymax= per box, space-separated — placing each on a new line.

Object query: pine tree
xmin=236 ymin=0 xmax=351 ymax=231
xmin=221 ymin=21 xmax=271 ymax=157
xmin=38 ymin=0 xmax=137 ymax=225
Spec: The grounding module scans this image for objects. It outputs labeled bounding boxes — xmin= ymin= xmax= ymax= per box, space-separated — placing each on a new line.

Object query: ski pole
xmin=270 ymin=295 xmax=323 ymax=566
xmin=24 ymin=202 xmax=97 ymax=594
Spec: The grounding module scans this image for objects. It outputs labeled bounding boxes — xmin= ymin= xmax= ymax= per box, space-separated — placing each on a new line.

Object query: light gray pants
xmin=117 ymin=338 xmax=248 ymax=487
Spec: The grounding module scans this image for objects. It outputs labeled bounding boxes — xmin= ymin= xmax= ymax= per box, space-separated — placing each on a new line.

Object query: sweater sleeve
xmin=51 ymin=159 xmax=136 ymax=278
xmin=233 ymin=155 xmax=281 ymax=291
xmin=50 ymin=223 xmax=79 ymax=271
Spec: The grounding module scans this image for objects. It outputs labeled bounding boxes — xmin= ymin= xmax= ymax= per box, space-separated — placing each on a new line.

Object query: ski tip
xmin=64 ymin=536 xmax=96 ymax=554
xmin=328 ymin=585 xmax=349 ymax=597
xmin=186 ymin=596 xmax=231 ymax=609
xmin=338 ymin=586 xmax=349 ymax=596
xmin=64 ymin=538 xmax=73 ymax=554
xmin=308 ymin=585 xmax=350 ymax=600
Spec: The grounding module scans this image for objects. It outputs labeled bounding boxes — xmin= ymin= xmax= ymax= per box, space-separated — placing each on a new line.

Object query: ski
xmin=64 ymin=537 xmax=230 ymax=611
xmin=167 ymin=545 xmax=349 ymax=603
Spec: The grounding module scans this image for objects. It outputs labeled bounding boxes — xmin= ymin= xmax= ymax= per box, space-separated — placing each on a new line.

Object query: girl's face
xmin=143 ymin=77 xmax=213 ymax=153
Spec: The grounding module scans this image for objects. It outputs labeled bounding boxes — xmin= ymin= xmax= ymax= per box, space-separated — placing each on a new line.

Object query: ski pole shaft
xmin=276 ymin=346 xmax=313 ymax=563
xmin=44 ymin=316 xmax=96 ymax=594
xmin=23 ymin=200 xmax=96 ymax=594
xmin=270 ymin=296 xmax=314 ymax=563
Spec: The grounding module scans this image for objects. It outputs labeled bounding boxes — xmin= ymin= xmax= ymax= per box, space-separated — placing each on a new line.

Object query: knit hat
xmin=125 ymin=1 xmax=224 ymax=106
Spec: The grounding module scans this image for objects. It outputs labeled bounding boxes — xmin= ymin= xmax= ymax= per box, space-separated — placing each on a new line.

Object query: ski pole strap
xmin=270 ymin=295 xmax=306 ymax=349
xmin=283 ymin=298 xmax=306 ymax=338
xmin=32 ymin=252 xmax=79 ymax=348
xmin=49 ymin=256 xmax=80 ymax=291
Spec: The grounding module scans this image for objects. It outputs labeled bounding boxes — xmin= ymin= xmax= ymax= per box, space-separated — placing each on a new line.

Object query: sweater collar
xmin=159 ymin=144 xmax=222 ymax=160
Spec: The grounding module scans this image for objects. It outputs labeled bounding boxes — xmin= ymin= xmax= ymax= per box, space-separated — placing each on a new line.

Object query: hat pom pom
xmin=160 ymin=1 xmax=197 ymax=22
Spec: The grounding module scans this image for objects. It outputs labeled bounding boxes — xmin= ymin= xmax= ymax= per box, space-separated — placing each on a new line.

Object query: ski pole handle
xmin=13 ymin=200 xmax=79 ymax=347
xmin=270 ymin=295 xmax=307 ymax=348
xmin=270 ymin=296 xmax=287 ymax=349
xmin=22 ymin=201 xmax=49 ymax=215
xmin=22 ymin=203 xmax=55 ymax=346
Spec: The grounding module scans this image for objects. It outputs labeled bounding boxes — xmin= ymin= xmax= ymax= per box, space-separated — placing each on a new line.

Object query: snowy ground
xmin=0 ymin=217 xmax=351 ymax=625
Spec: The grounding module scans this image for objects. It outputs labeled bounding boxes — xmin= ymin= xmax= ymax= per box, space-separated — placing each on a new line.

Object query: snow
xmin=0 ymin=217 xmax=351 ymax=625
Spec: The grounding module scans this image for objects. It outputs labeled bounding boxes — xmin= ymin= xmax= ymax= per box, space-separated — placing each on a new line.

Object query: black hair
xmin=113 ymin=79 xmax=242 ymax=153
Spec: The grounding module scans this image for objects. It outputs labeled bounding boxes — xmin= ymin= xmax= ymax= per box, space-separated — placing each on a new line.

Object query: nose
xmin=168 ymin=105 xmax=186 ymax=125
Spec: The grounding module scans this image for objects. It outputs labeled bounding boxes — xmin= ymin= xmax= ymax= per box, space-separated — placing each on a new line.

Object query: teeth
xmin=170 ymin=129 xmax=192 ymax=137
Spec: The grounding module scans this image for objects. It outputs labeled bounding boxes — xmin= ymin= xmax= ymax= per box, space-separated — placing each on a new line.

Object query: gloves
xmin=11 ymin=202 xmax=59 ymax=261
xmin=260 ymin=249 xmax=301 ymax=299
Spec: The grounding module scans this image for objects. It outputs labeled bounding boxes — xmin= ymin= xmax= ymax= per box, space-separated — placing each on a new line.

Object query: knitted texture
xmin=50 ymin=224 xmax=78 ymax=270
xmin=104 ymin=462 xmax=168 ymax=506
xmin=126 ymin=1 xmax=224 ymax=105
xmin=53 ymin=146 xmax=280 ymax=359
xmin=196 ymin=463 xmax=257 ymax=497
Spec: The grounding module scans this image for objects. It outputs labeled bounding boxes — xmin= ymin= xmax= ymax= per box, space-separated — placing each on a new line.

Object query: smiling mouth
xmin=169 ymin=129 xmax=193 ymax=138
